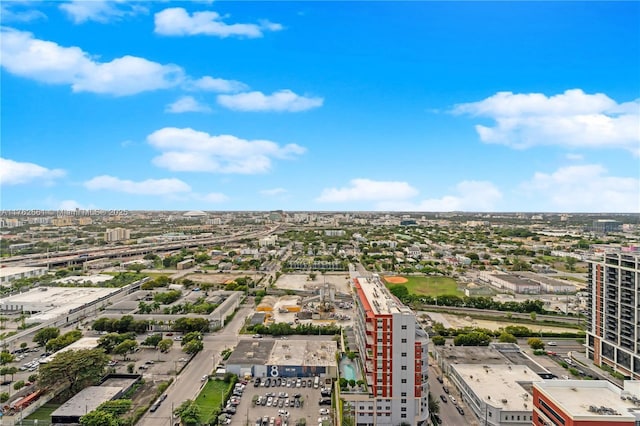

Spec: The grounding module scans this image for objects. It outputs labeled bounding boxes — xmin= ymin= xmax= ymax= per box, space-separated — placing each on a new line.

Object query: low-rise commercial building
xmin=449 ymin=364 xmax=538 ymax=426
xmin=533 ymin=380 xmax=640 ymax=426
xmin=479 ymin=272 xmax=541 ymax=294
xmin=0 ymin=266 xmax=47 ymax=286
xmin=225 ymin=338 xmax=338 ymax=379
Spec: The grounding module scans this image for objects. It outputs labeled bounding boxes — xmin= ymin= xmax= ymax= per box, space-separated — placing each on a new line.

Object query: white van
xmin=313 ymin=376 xmax=320 ymax=389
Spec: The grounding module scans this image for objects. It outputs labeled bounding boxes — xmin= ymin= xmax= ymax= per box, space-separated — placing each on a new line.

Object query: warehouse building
xmin=225 ymin=338 xmax=338 ymax=379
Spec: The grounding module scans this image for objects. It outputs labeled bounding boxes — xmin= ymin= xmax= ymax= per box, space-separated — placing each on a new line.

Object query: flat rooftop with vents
xmin=534 ymin=380 xmax=640 ymax=422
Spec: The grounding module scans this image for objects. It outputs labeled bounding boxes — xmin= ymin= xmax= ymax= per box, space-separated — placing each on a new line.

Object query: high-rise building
xmin=346 ymin=274 xmax=429 ymax=425
xmin=104 ymin=227 xmax=131 ymax=242
xmin=591 ymin=219 xmax=622 ymax=235
xmin=586 ymin=252 xmax=640 ymax=380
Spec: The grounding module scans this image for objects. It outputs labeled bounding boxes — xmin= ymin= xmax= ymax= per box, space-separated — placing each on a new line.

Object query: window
xmin=401 ymin=392 xmax=407 ymax=397
xmin=401 ymin=352 xmax=407 ymax=357
xmin=401 ymin=399 xmax=407 ymax=403
xmin=401 ymin=379 xmax=407 ymax=384
xmin=401 ymin=407 xmax=407 ymax=412
xmin=538 ymin=400 xmax=566 ymax=425
xmin=401 ymin=338 xmax=407 ymax=343
xmin=401 ymin=325 xmax=407 ymax=330
xmin=517 ymin=416 xmax=520 ymax=421
xmin=401 ymin=414 xmax=407 ymax=418
xmin=401 ymin=366 xmax=407 ymax=370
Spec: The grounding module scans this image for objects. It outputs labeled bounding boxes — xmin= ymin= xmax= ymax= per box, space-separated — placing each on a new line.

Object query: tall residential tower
xmin=586 ymin=252 xmax=640 ymax=380
xmin=346 ymin=274 xmax=429 ymax=425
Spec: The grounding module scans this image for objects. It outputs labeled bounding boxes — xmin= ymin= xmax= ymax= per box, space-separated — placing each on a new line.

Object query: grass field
xmin=195 ymin=379 xmax=230 ymax=423
xmin=389 ymin=276 xmax=463 ymax=297
xmin=25 ymin=403 xmax=61 ymax=421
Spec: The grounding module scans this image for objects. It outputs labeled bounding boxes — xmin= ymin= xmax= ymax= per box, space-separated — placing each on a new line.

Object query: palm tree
xmin=428 ymin=392 xmax=440 ymax=417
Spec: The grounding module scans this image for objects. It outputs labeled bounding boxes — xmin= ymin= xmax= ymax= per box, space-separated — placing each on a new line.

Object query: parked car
xmin=456 ymin=406 xmax=465 ymax=415
xmin=319 ymin=409 xmax=330 ymax=415
xmin=440 ymin=395 xmax=448 ymax=403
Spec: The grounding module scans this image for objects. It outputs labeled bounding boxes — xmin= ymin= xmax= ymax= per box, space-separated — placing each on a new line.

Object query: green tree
xmin=565 ymin=257 xmax=577 ymax=272
xmin=113 ymin=340 xmax=138 ymax=360
xmin=0 ymin=392 xmax=9 ymax=403
xmin=142 ymin=334 xmax=162 ymax=347
xmin=530 ymin=312 xmax=537 ymax=321
xmin=33 ymin=327 xmax=61 ymax=346
xmin=174 ymin=399 xmax=200 ymax=425
xmin=0 ymin=352 xmax=15 ymax=365
xmin=13 ymin=380 xmax=25 ymax=390
xmin=39 ymin=349 xmax=109 ymax=399
xmin=79 ymin=410 xmax=119 ymax=426
xmin=182 ymin=340 xmax=203 ymax=355
xmin=28 ymin=374 xmax=37 ymax=383
xmin=127 ymin=363 xmax=134 ymax=374
xmin=527 ymin=337 xmax=545 ymax=350
xmin=428 ymin=392 xmax=440 ymax=417
xmin=431 ymin=335 xmax=446 ymax=346
xmin=125 ymin=263 xmax=145 ymax=273
xmin=498 ymin=332 xmax=518 ymax=343
xmin=157 ymin=339 xmax=173 ymax=353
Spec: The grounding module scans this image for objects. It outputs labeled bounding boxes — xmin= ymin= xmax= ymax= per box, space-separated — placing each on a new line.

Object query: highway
xmin=137 ymin=305 xmax=252 ymax=426
xmin=2 ymin=225 xmax=280 ymax=268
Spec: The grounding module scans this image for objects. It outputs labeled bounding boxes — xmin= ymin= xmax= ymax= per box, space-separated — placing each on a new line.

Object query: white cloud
xmin=519 ymin=164 xmax=640 ymax=212
xmin=60 ymin=1 xmax=146 ymax=24
xmin=0 ymin=4 xmax=47 ymax=22
xmin=195 ymin=192 xmax=229 ymax=203
xmin=453 ymin=89 xmax=640 ymax=153
xmin=260 ymin=188 xmax=287 ymax=196
xmin=188 ymin=76 xmax=249 ymax=93
xmin=565 ymin=153 xmax=584 ymax=161
xmin=165 ymin=96 xmax=211 ymax=114
xmin=84 ymin=175 xmax=191 ymax=195
xmin=147 ymin=127 xmax=305 ymax=174
xmin=154 ymin=7 xmax=283 ymax=38
xmin=376 ymin=181 xmax=503 ymax=212
xmin=0 ymin=27 xmax=184 ymax=96
xmin=0 ymin=158 xmax=65 ymax=186
xmin=218 ymin=90 xmax=323 ymax=112
xmin=316 ymin=179 xmax=419 ymax=203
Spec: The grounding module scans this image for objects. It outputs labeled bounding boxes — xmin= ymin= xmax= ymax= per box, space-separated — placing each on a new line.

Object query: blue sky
xmin=1 ymin=1 xmax=639 ymax=212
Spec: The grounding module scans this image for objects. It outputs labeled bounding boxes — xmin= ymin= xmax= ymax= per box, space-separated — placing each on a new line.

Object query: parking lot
xmin=226 ymin=376 xmax=333 ymax=426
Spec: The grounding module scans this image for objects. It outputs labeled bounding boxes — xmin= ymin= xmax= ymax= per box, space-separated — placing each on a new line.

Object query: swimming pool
xmin=341 ymin=363 xmax=356 ymax=381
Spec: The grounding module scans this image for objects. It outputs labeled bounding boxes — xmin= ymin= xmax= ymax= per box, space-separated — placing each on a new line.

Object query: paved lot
xmin=229 ymin=377 xmax=333 ymax=426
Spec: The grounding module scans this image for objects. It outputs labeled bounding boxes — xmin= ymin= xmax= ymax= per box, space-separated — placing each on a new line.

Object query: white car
xmin=319 ymin=408 xmax=330 ymax=415
xmin=201 ymin=375 xmax=208 ymax=381
xmin=547 ymin=341 xmax=557 ymax=346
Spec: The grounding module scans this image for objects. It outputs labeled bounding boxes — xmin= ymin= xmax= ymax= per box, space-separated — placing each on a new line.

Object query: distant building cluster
xmin=104 ymin=227 xmax=130 ymax=242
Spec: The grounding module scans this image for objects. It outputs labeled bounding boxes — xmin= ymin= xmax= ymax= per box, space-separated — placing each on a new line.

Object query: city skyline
xmin=1 ymin=1 xmax=639 ymax=212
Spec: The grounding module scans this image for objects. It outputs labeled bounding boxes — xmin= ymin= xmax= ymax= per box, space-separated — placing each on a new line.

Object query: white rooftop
xmin=54 ymin=274 xmax=113 ymax=285
xmin=355 ymin=276 xmax=411 ymax=315
xmin=452 ymin=364 xmax=538 ymax=412
xmin=1 ymin=286 xmax=117 ymax=308
xmin=535 ymin=380 xmax=640 ymax=421
xmin=269 ymin=340 xmax=338 ymax=367
xmin=0 ymin=266 xmax=47 ymax=277
xmin=41 ymin=337 xmax=100 ymax=363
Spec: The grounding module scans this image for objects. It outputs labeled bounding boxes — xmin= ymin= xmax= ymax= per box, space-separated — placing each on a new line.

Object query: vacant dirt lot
xmin=185 ymin=272 xmax=262 ymax=285
xmin=275 ymin=273 xmax=351 ymax=293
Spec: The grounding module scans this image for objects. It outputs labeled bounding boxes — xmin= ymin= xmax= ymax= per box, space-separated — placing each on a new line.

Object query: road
xmin=428 ymin=362 xmax=478 ymax=426
xmin=137 ymin=305 xmax=253 ymax=426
